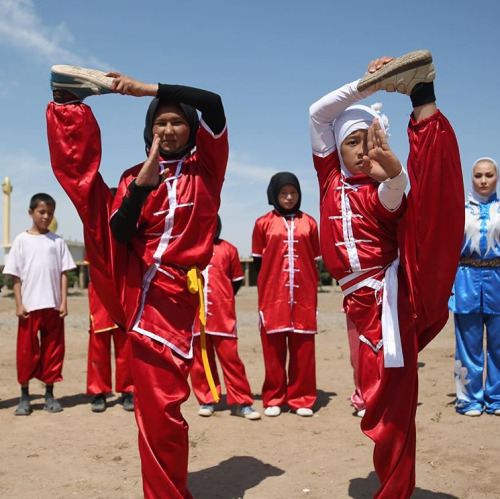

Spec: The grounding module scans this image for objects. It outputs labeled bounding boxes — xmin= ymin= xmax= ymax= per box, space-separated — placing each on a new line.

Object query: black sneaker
xmin=121 ymin=392 xmax=134 ymax=412
xmin=91 ymin=394 xmax=107 ymax=413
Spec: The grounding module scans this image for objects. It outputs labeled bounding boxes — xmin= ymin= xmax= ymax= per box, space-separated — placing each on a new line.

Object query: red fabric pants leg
xmin=129 ymin=332 xmax=193 ymax=499
xmin=190 ymin=335 xmax=221 ymax=405
xmin=86 ymin=329 xmax=112 ymax=394
xmin=351 ymin=111 xmax=464 ymax=499
xmin=347 ymin=289 xmax=418 ymax=499
xmin=17 ymin=309 xmax=64 ymax=385
xmin=346 ymin=315 xmax=364 ymax=411
xmin=112 ymin=330 xmax=134 ymax=393
xmin=212 ymin=336 xmax=254 ymax=406
xmin=46 ymin=102 xmax=127 ymax=330
xmin=286 ymin=333 xmax=316 ymax=410
xmin=400 ymin=111 xmax=464 ymax=350
xmin=260 ymin=327 xmax=287 ymax=408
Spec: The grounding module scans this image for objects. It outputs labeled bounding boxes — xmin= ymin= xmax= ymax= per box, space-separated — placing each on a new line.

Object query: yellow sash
xmin=187 ymin=266 xmax=220 ymax=403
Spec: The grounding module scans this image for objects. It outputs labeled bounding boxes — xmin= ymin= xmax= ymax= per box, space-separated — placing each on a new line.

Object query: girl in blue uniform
xmin=449 ymin=157 xmax=500 ymax=416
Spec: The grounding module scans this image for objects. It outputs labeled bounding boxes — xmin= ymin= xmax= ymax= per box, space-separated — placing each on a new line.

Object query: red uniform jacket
xmin=252 ymin=210 xmax=321 ymax=334
xmin=194 ymin=239 xmax=244 ymax=337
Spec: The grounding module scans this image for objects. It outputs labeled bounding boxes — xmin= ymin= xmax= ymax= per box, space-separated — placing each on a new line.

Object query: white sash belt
xmin=381 ymin=257 xmax=404 ymax=367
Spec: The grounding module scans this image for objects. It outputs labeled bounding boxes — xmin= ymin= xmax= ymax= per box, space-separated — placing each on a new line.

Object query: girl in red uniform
xmin=47 ymin=66 xmax=228 ymax=498
xmin=86 ymin=278 xmax=134 ymax=413
xmin=252 ymin=172 xmax=321 ymax=417
xmin=309 ymin=51 xmax=464 ymax=498
xmin=191 ymin=215 xmax=260 ymax=420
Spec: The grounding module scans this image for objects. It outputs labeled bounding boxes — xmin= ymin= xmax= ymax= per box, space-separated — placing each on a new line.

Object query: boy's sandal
xmin=44 ymin=398 xmax=63 ymax=413
xmin=14 ymin=400 xmax=31 ymax=416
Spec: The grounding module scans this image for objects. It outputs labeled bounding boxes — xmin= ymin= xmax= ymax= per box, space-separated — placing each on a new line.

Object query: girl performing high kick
xmin=309 ymin=50 xmax=464 ymax=498
xmin=47 ymin=65 xmax=228 ymax=498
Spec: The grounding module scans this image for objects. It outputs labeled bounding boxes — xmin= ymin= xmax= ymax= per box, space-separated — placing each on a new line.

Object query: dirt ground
xmin=0 ymin=285 xmax=498 ymax=499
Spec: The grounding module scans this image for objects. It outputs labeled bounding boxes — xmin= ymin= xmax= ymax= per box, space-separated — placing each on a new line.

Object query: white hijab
xmin=333 ymin=103 xmax=389 ymax=178
xmin=469 ymin=156 xmax=498 ymax=204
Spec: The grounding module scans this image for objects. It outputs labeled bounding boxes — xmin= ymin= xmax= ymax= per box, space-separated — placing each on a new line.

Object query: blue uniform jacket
xmin=449 ymin=192 xmax=500 ymax=314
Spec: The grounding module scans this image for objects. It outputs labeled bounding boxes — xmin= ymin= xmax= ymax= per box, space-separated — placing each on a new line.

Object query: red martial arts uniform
xmin=190 ymin=239 xmax=254 ymax=406
xmin=86 ymin=281 xmax=133 ymax=395
xmin=47 ymin=91 xmax=228 ymax=498
xmin=310 ymin=81 xmax=464 ymax=498
xmin=252 ymin=210 xmax=321 ymax=410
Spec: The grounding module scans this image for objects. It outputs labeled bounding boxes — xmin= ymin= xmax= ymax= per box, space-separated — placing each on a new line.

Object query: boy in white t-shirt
xmin=3 ymin=193 xmax=76 ymax=415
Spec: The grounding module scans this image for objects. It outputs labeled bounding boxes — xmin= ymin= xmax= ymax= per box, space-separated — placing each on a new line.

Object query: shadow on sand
xmin=348 ymin=471 xmax=459 ymax=498
xmin=188 ymin=455 xmax=284 ymax=498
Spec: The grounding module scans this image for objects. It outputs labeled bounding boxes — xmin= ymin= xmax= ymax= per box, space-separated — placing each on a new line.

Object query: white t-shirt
xmin=3 ymin=231 xmax=76 ymax=312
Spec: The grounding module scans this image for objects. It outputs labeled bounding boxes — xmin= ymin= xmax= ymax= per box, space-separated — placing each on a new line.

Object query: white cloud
xmin=0 ymin=0 xmax=109 ymax=67
xmin=227 ymin=153 xmax=278 ymax=184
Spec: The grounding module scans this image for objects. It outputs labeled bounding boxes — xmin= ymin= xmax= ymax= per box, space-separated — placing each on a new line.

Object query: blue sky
xmin=1 ymin=0 xmax=499 ymax=259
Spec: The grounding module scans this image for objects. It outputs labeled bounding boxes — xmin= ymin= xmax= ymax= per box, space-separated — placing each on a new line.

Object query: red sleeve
xmin=313 ymin=151 xmax=341 ymax=203
xmin=252 ymin=217 xmax=266 ymax=257
xmin=309 ymin=216 xmax=322 ymax=259
xmin=226 ymin=242 xmax=244 ymax=281
xmin=194 ymin=122 xmax=229 ymax=192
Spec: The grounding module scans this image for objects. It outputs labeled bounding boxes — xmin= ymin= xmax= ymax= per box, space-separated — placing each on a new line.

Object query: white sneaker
xmin=51 ymin=65 xmax=114 ymax=100
xmin=357 ymin=50 xmax=435 ymax=95
xmin=463 ymin=409 xmax=482 ymax=417
xmin=264 ymin=406 xmax=281 ymax=417
xmin=494 ymin=409 xmax=500 ymax=416
xmin=198 ymin=404 xmax=215 ymax=417
xmin=296 ymin=408 xmax=313 ymax=417
xmin=235 ymin=405 xmax=261 ymax=420
xmin=355 ymin=408 xmax=366 ymax=418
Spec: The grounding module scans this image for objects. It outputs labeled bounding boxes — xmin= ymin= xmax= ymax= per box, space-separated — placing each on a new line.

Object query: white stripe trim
xmin=359 ymin=334 xmax=383 ymax=353
xmin=341 ymin=277 xmax=383 ymax=297
xmin=133 ymin=325 xmax=194 ymax=359
xmin=264 ymin=327 xmax=317 ymax=335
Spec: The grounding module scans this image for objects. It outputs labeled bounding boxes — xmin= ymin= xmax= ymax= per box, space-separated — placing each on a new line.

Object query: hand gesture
xmin=136 ymin=135 xmax=170 ymax=188
xmin=107 ymin=72 xmax=157 ymax=97
xmin=360 ymin=119 xmax=402 ymax=182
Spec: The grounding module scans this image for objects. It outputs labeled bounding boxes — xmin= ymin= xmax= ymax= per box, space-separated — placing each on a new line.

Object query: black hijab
xmin=214 ymin=214 xmax=222 ymax=240
xmin=267 ymin=171 xmax=302 ymax=216
xmin=143 ymin=98 xmax=200 ymax=160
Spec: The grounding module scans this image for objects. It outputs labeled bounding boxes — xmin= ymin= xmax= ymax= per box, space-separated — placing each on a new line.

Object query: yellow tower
xmin=2 ymin=177 xmax=12 ymax=246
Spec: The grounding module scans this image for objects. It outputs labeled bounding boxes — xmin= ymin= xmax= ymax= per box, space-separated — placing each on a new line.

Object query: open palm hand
xmin=360 ymin=119 xmax=402 ymax=182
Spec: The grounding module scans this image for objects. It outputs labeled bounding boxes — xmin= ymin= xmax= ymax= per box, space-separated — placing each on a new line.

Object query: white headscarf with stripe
xmin=333 ymin=103 xmax=389 ymax=177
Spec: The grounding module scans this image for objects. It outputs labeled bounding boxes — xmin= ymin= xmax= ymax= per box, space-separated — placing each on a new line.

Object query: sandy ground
xmin=0 ymin=285 xmax=499 ymax=499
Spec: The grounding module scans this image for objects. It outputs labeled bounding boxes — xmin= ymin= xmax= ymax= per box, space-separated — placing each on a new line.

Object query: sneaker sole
xmin=357 ymin=50 xmax=433 ymax=93
xmin=240 ymin=411 xmax=261 ymax=420
xmin=198 ymin=410 xmax=214 ymax=417
xmin=51 ymin=65 xmax=114 ymax=94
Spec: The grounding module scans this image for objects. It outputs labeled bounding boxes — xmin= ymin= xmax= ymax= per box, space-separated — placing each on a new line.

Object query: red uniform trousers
xmin=260 ymin=325 xmax=316 ymax=410
xmin=345 ymin=111 xmax=464 ymax=499
xmin=130 ymin=332 xmax=193 ymax=499
xmin=346 ymin=315 xmax=364 ymax=412
xmin=86 ymin=327 xmax=133 ymax=394
xmin=17 ymin=308 xmax=64 ymax=385
xmin=190 ymin=335 xmax=254 ymax=406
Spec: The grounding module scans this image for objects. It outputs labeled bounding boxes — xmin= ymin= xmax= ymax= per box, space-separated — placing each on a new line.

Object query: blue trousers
xmin=454 ymin=313 xmax=500 ymax=414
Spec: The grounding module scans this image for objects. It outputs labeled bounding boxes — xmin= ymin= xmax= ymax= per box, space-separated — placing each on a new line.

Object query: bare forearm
xmin=12 ymin=278 xmax=23 ymax=309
